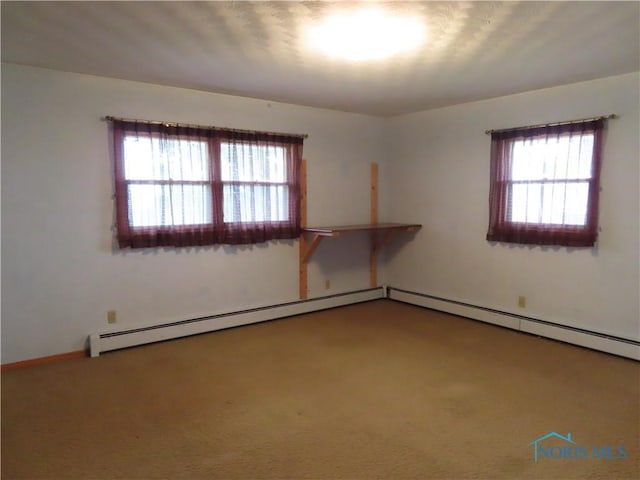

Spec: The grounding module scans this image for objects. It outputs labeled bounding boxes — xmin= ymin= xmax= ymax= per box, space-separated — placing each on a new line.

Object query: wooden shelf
xmin=298 ymin=160 xmax=421 ymax=299
xmin=300 ymin=223 xmax=421 ymax=264
xmin=302 ymin=223 xmax=421 ymax=236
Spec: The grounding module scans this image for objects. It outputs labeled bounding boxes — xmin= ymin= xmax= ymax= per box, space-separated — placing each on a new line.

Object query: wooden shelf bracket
xmin=299 ymin=223 xmax=421 ymax=291
xmin=300 ymin=231 xmax=339 ymax=264
xmin=298 ymin=160 xmax=421 ymax=299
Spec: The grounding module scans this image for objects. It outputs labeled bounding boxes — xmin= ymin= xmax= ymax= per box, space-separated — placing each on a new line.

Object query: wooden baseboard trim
xmin=1 ymin=350 xmax=86 ymax=372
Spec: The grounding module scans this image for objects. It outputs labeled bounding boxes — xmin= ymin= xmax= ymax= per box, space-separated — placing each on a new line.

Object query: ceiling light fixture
xmin=306 ymin=8 xmax=426 ymax=62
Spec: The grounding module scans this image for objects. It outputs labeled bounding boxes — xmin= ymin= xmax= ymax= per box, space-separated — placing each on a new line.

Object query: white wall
xmin=3 ymin=64 xmax=638 ymax=364
xmin=1 ymin=64 xmax=388 ymax=363
xmin=387 ymin=73 xmax=640 ymax=341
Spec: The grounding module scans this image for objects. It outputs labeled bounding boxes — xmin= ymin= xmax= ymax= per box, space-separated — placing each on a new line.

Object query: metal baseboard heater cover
xmin=388 ymin=287 xmax=640 ymax=361
xmin=89 ymin=287 xmax=385 ymax=357
xmin=89 ymin=285 xmax=638 ymax=361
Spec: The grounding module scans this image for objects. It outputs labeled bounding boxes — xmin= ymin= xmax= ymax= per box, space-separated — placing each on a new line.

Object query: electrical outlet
xmin=325 ymin=279 xmax=331 ymax=290
xmin=518 ymin=296 xmax=526 ymax=308
xmin=107 ymin=310 xmax=117 ymax=324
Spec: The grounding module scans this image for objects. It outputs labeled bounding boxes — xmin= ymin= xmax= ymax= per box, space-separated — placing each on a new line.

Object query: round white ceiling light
xmin=306 ymin=8 xmax=426 ymax=62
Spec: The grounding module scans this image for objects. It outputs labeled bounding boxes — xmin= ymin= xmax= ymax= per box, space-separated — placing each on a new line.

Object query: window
xmin=220 ymin=141 xmax=290 ymax=224
xmin=486 ymin=119 xmax=604 ymax=247
xmin=112 ymin=120 xmax=303 ymax=248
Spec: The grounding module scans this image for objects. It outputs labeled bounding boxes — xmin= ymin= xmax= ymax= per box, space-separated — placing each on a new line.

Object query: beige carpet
xmin=2 ymin=300 xmax=639 ymax=479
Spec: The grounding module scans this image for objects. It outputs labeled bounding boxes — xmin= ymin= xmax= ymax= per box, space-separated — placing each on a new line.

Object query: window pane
xmin=124 ymin=137 xmax=160 ymax=180
xmin=510 ymin=183 xmax=543 ymax=223
xmin=128 ymin=184 xmax=212 ymax=227
xmin=124 ymin=136 xmax=209 ymax=181
xmin=220 ymin=142 xmax=286 ymax=182
xmin=548 ymin=182 xmax=589 ymax=226
xmin=167 ymin=139 xmax=209 ymax=181
xmin=511 ymin=134 xmax=594 ymax=182
xmin=512 ymin=140 xmax=545 ymax=181
xmin=510 ymin=182 xmax=589 ymax=226
xmin=565 ymin=134 xmax=594 ymax=179
xmin=223 ymin=185 xmax=288 ymax=223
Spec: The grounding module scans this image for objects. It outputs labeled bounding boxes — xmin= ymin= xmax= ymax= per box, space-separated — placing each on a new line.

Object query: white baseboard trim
xmin=388 ymin=287 xmax=640 ymax=361
xmin=88 ymin=285 xmax=639 ymax=361
xmin=89 ymin=287 xmax=384 ymax=357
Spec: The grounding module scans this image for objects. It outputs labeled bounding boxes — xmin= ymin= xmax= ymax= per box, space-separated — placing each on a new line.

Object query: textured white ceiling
xmin=2 ymin=1 xmax=639 ymax=116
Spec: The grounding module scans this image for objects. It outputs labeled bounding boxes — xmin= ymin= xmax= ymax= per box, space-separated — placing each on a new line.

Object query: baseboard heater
xmin=89 ymin=287 xmax=385 ymax=357
xmin=388 ymin=287 xmax=640 ymax=361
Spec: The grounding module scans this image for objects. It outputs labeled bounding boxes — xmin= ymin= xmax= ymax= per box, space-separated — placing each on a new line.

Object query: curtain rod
xmin=484 ymin=114 xmax=617 ymax=135
xmin=103 ymin=115 xmax=309 ymax=139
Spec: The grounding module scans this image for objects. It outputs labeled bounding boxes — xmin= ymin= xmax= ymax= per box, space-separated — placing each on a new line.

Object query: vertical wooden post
xmin=370 ymin=163 xmax=379 ymax=287
xmin=299 ymin=159 xmax=308 ymax=299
